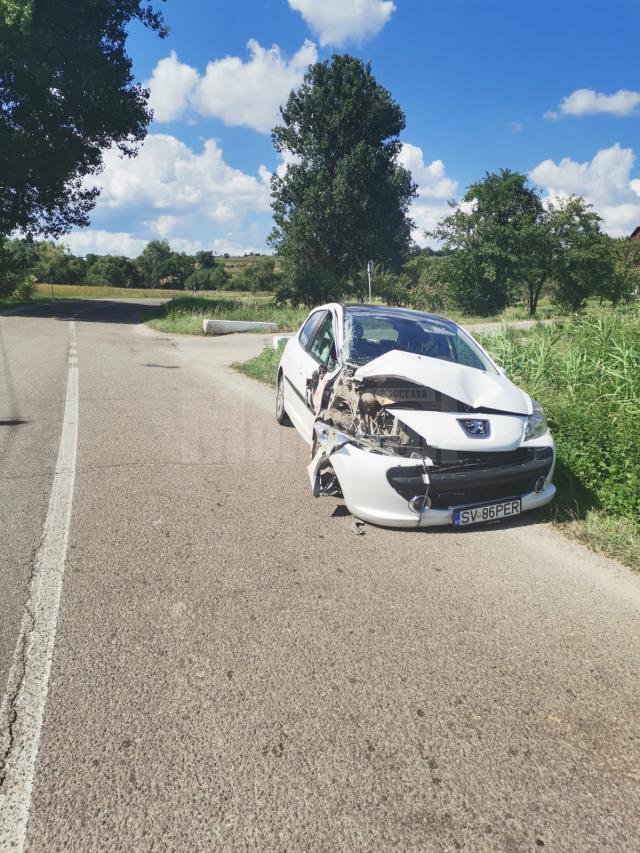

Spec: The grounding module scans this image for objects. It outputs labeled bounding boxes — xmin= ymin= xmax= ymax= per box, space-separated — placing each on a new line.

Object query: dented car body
xmin=276 ymin=304 xmax=556 ymax=528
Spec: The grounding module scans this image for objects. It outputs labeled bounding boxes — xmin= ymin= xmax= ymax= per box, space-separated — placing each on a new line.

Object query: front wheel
xmin=276 ymin=372 xmax=288 ymax=425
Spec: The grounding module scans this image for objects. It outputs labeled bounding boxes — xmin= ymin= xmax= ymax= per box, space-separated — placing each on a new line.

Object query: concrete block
xmin=202 ymin=319 xmax=279 ymax=335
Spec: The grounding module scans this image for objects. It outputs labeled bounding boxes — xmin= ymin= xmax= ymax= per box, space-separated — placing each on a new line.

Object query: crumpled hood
xmin=352 ymin=350 xmax=531 ymax=415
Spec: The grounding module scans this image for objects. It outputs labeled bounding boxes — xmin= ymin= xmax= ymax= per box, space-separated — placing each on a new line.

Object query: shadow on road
xmin=2 ymin=299 xmax=154 ymax=325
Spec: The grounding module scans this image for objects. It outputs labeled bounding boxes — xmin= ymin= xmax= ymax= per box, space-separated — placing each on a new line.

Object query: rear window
xmin=343 ymin=309 xmax=496 ymax=373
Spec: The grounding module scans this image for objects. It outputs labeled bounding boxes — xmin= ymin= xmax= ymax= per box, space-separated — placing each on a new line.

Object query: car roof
xmin=342 ymin=303 xmax=458 ymax=330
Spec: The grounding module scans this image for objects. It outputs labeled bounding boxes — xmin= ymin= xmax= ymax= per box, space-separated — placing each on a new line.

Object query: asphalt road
xmin=1 ymin=300 xmax=639 ymax=852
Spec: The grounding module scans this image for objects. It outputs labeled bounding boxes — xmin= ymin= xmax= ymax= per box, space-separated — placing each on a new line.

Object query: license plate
xmin=453 ymin=498 xmax=521 ymax=527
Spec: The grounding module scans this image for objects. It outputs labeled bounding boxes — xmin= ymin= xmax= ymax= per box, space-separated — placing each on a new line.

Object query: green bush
xmin=275 ymin=266 xmax=345 ymax=307
xmin=235 ymin=257 xmax=281 ymax=292
xmin=0 ymin=237 xmax=30 ymax=296
xmin=483 ymin=311 xmax=640 ymax=526
xmin=184 ymin=266 xmax=231 ymax=291
xmin=14 ymin=276 xmax=37 ymax=300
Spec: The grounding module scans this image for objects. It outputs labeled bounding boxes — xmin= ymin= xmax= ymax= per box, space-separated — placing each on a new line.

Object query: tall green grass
xmin=145 ymin=296 xmax=308 ymax=335
xmin=483 ymin=309 xmax=640 ymax=568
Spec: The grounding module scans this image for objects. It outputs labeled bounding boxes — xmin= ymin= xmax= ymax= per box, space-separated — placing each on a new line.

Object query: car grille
xmin=386 ymin=447 xmax=553 ymax=509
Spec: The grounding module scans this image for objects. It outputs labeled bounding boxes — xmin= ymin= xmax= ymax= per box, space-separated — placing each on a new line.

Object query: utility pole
xmin=367 ymin=260 xmax=374 ymax=303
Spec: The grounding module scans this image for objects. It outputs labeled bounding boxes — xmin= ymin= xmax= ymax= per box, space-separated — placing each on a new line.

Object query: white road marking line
xmin=0 ymin=320 xmax=79 ymax=851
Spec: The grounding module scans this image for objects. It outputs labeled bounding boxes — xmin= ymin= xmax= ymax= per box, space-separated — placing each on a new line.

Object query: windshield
xmin=343 ymin=308 xmax=497 ymax=373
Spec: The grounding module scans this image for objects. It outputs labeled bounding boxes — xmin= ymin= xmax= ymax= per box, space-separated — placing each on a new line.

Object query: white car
xmin=276 ymin=303 xmax=556 ymax=528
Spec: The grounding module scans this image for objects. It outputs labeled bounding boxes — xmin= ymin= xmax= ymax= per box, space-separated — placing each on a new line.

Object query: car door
xmin=282 ymin=310 xmax=328 ymax=441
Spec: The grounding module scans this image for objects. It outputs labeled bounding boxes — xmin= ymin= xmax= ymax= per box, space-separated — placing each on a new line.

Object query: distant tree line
xmin=0 ymin=238 xmax=282 ymax=297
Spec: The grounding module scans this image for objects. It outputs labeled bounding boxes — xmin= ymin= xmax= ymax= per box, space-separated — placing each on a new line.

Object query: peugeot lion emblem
xmin=458 ymin=418 xmax=491 ymax=438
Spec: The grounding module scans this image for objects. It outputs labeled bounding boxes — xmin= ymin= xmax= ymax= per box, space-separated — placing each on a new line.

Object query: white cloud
xmin=62 ymin=134 xmax=274 ymax=257
xmin=146 ymin=51 xmax=199 ymax=122
xmin=396 ymin=143 xmax=458 ymax=247
xmin=90 ymin=134 xmax=270 ymax=219
xmin=194 ymin=39 xmax=317 ymax=132
xmin=399 ymin=143 xmax=458 ymax=199
xmin=546 ymin=88 xmax=640 ymax=119
xmin=288 ymin=0 xmax=395 ymax=46
xmin=530 ymin=143 xmax=640 ymax=236
xmin=211 ymin=237 xmax=266 ymax=256
xmin=148 ymin=214 xmax=180 ymax=238
xmin=62 ymin=230 xmax=148 ymax=257
xmin=147 ymin=40 xmax=317 ymax=133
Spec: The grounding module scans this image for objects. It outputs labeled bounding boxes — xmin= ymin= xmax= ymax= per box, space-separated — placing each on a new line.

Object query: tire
xmin=276 ymin=371 xmax=288 ymax=425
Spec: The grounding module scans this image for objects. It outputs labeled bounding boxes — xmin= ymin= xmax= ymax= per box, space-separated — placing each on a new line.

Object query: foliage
xmin=274 ymin=265 xmax=345 ymax=308
xmin=85 ymin=254 xmax=142 ymax=288
xmin=547 ymin=197 xmax=615 ymax=312
xmin=14 ymin=275 xmax=37 ymax=299
xmin=367 ymin=269 xmax=413 ymax=306
xmin=269 ymin=54 xmax=417 ymax=305
xmin=431 ymin=170 xmax=547 ymax=316
xmin=0 ymin=0 xmax=166 ymax=238
xmin=610 ymin=237 xmax=640 ymax=305
xmin=185 ymin=265 xmax=232 ymax=291
xmin=406 ymin=255 xmax=453 ymax=313
xmin=0 ymin=235 xmax=30 ymax=295
xmin=136 ymin=240 xmax=194 ymax=289
xmin=483 ymin=311 xmax=640 ymax=530
xmin=429 ymin=172 xmax=620 ymax=317
xmin=0 ymin=236 xmax=279 ymax=294
xmin=235 ymin=257 xmax=281 ymax=292
xmin=32 ymin=241 xmax=84 ymax=283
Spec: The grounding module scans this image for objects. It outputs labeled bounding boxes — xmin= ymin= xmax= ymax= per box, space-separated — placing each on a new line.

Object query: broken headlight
xmin=524 ymin=400 xmax=548 ymax=441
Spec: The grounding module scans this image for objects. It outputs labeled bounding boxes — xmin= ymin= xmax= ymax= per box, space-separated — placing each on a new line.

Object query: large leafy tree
xmin=269 ymin=55 xmax=417 ymax=305
xmin=431 ymin=170 xmax=547 ymax=316
xmin=0 ymin=0 xmax=167 ymax=239
xmin=547 ymin=197 xmax=614 ymax=312
xmin=431 ymin=171 xmax=617 ymax=316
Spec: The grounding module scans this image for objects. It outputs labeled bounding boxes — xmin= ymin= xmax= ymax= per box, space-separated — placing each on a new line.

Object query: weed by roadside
xmin=234 ymin=344 xmax=284 ymax=385
xmin=482 ymin=308 xmax=640 ymax=570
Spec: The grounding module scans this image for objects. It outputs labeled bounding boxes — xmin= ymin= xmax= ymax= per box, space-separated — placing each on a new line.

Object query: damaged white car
xmin=276 ymin=304 xmax=556 ymax=528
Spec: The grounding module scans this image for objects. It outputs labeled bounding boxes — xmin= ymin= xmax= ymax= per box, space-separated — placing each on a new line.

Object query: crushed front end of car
xmin=307 ymin=351 xmax=556 ymax=528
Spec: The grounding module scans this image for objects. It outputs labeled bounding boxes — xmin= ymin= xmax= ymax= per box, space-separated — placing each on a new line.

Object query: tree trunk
xmin=528 ymin=277 xmax=545 ymax=317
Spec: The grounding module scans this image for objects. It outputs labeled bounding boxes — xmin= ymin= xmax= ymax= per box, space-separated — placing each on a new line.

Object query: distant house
xmin=631 ymin=226 xmax=640 ymax=240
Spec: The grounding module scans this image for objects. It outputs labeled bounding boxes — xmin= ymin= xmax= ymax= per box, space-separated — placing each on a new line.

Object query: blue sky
xmin=65 ymin=0 xmax=640 ymax=257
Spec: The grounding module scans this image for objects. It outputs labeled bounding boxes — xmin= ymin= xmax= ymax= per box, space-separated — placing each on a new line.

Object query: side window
xmin=299 ymin=312 xmax=325 ymax=350
xmin=309 ymin=313 xmax=336 ymax=367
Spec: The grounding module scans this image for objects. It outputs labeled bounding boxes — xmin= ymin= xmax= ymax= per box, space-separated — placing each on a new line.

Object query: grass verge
xmin=145 ymin=296 xmax=307 ymax=335
xmin=234 ymin=344 xmax=284 ymax=385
